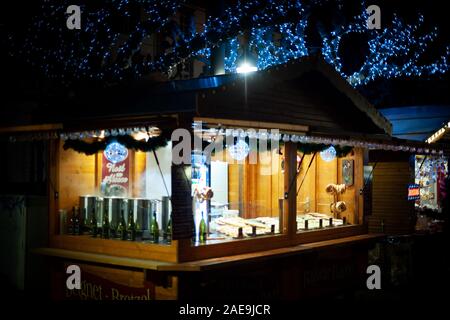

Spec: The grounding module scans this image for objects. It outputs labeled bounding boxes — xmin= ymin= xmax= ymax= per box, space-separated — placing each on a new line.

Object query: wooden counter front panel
xmin=50 ymin=235 xmax=179 ymax=262
xmin=50 ymin=262 xmax=177 ymax=300
xmin=177 ymin=236 xmax=374 ymax=300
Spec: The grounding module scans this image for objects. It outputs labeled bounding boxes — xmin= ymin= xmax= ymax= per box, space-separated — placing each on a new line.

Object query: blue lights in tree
xmin=320 ymin=11 xmax=450 ymax=86
xmin=10 ymin=0 xmax=450 ymax=86
xmin=11 ymin=0 xmax=183 ymax=82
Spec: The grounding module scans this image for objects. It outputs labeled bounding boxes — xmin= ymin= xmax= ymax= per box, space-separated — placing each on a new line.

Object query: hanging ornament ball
xmin=320 ymin=145 xmax=337 ymax=162
xmin=104 ymin=142 xmax=129 ymax=164
xmin=228 ymin=140 xmax=250 ymax=161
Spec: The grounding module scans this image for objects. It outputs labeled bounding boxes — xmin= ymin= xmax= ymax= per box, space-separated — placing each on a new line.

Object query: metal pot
xmin=79 ymin=195 xmax=97 ymax=224
xmin=128 ymin=198 xmax=153 ymax=232
xmin=104 ymin=197 xmax=128 ymax=231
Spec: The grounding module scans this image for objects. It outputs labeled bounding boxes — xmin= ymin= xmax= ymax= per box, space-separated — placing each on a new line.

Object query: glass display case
xmin=189 ymin=122 xmax=363 ymax=246
xmin=296 ymin=148 xmax=360 ymax=232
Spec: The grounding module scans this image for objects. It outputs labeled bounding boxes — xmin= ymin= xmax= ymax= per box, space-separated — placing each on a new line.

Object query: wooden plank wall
xmin=59 ymin=143 xmax=97 ymax=212
xmin=370 ymin=161 xmax=415 ymax=235
xmin=58 ymin=142 xmax=147 ymax=215
xmin=213 ymin=149 xmax=283 ymax=218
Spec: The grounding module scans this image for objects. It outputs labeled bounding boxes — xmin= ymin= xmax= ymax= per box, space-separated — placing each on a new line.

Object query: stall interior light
xmin=426 ymin=124 xmax=448 ymax=144
xmin=60 ymin=126 xmax=160 ymax=141
xmin=132 ymin=131 xmax=150 ymax=141
xmin=92 ymin=130 xmax=105 ymax=139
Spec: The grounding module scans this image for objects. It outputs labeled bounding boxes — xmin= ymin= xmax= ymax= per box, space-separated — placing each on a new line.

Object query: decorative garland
xmin=63 ymin=130 xmax=171 ymax=155
xmin=264 ymin=138 xmax=353 ymax=156
xmin=63 ymin=130 xmax=352 ymax=157
xmin=217 ymin=136 xmax=353 ymax=157
xmin=297 ymin=143 xmax=353 ymax=157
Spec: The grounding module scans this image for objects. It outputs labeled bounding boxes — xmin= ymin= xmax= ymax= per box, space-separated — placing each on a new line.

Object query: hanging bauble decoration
xmin=320 ymin=145 xmax=337 ymax=162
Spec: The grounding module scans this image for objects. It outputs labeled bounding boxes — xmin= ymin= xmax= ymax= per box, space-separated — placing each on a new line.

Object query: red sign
xmin=101 ymin=146 xmax=130 ymax=197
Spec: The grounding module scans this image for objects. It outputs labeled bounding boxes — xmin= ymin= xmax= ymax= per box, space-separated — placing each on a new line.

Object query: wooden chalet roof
xmin=196 ymin=56 xmax=392 ymax=137
xmin=2 ymin=56 xmax=392 ymax=139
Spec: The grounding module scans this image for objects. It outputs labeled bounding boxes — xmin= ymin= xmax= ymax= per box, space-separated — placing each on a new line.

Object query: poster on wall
xmin=101 ymin=142 xmax=130 ymax=197
xmin=342 ymin=159 xmax=354 ymax=186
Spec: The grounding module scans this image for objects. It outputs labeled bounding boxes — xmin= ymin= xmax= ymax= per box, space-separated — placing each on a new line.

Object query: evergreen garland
xmin=296 ymin=143 xmax=353 ymax=157
xmin=64 ymin=131 xmax=352 ymax=158
xmin=63 ymin=130 xmax=171 ymax=155
xmin=221 ymin=137 xmax=353 ymax=157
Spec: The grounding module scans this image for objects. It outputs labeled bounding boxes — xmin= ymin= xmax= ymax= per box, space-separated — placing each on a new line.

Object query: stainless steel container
xmin=104 ymin=197 xmax=128 ymax=231
xmin=79 ymin=195 xmax=97 ymax=223
xmin=128 ymin=198 xmax=154 ymax=233
xmin=161 ymin=196 xmax=171 ymax=231
xmin=95 ymin=197 xmax=104 ymax=227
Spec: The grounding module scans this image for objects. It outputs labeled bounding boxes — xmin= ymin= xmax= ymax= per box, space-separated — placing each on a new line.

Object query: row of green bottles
xmin=101 ymin=207 xmax=138 ymax=241
xmin=150 ymin=211 xmax=173 ymax=243
xmin=96 ymin=207 xmax=171 ymax=244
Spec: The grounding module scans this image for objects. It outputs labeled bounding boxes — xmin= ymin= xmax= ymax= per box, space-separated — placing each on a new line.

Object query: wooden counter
xmin=36 ymin=233 xmax=384 ymax=272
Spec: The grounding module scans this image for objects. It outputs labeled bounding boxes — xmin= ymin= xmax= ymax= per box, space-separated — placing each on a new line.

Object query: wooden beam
xmin=194 ymin=117 xmax=309 ymax=133
xmin=0 ymin=123 xmax=63 ymax=133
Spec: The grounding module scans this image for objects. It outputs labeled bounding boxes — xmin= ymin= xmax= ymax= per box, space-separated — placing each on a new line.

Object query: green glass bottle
xmin=135 ymin=217 xmax=142 ymax=239
xmin=68 ymin=207 xmax=75 ymax=235
xmin=164 ymin=216 xmax=172 ymax=242
xmin=102 ymin=206 xmax=110 ymax=239
xmin=127 ymin=208 xmax=136 ymax=241
xmin=80 ymin=208 xmax=87 ymax=234
xmin=199 ymin=212 xmax=207 ymax=243
xmin=90 ymin=207 xmax=97 ymax=237
xmin=117 ymin=209 xmax=126 ymax=240
xmin=151 ymin=211 xmax=159 ymax=243
xmin=73 ymin=207 xmax=80 ymax=235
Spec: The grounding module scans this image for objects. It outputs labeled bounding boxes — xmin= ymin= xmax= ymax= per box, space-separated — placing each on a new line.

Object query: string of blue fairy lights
xmin=10 ymin=0 xmax=450 ymax=86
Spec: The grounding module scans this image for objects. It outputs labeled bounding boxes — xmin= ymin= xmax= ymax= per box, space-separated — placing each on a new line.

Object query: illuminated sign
xmin=102 ymin=142 xmax=129 ymax=197
xmin=408 ymin=184 xmax=420 ymax=200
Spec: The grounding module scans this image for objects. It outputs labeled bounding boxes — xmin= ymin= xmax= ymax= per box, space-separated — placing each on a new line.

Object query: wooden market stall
xmin=5 ymin=56 xmax=443 ymax=300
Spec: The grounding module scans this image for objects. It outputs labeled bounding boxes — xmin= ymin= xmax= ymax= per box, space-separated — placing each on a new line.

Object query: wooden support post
xmin=48 ymin=139 xmax=60 ymax=237
xmin=283 ymin=142 xmax=297 ymax=236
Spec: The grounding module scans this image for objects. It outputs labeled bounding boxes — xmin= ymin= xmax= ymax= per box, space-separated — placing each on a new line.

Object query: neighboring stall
xmin=5 ymin=56 xmax=443 ymax=299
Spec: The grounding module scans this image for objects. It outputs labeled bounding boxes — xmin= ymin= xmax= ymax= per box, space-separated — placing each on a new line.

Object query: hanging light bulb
xmin=236 ymin=40 xmax=258 ymax=74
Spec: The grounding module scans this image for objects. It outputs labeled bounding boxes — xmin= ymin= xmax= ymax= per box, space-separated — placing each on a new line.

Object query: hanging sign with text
xmin=101 ymin=142 xmax=130 ymax=197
